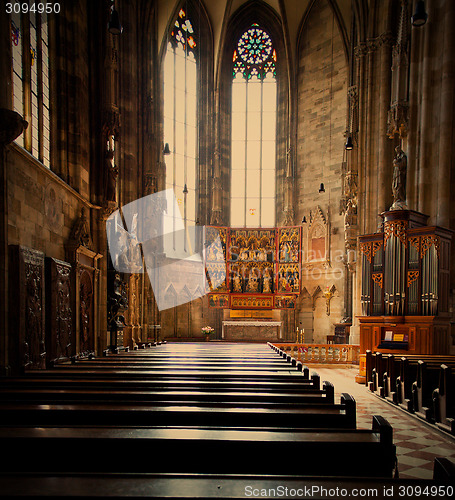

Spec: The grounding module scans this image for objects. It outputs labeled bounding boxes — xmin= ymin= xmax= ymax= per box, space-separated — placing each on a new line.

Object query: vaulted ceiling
xmin=156 ymin=0 xmax=353 ymax=76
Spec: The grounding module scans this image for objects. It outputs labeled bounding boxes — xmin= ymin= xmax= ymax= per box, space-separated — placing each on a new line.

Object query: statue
xmin=391 ymin=146 xmax=407 ymax=209
xmin=104 ymin=149 xmax=118 ymax=203
xmin=262 ymin=269 xmax=272 ymax=293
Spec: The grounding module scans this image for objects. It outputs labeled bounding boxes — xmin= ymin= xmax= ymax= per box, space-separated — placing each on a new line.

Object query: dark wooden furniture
xmin=412 ymin=360 xmax=455 ymax=422
xmin=0 ymin=467 xmax=453 ymax=499
xmin=0 ymin=463 xmax=454 ymax=500
xmin=0 ymin=341 xmax=402 ymax=491
xmin=0 ymin=393 xmax=356 ymax=429
xmin=365 ymin=350 xmax=455 ymax=436
xmin=433 ymin=364 xmax=455 ymax=435
xmin=45 ymin=257 xmax=73 ymax=367
xmin=334 ymin=322 xmax=351 ymax=343
xmin=358 ymin=210 xmax=453 ymax=360
xmin=0 ymin=416 xmax=395 ymax=477
xmin=8 ymin=245 xmax=46 ymax=373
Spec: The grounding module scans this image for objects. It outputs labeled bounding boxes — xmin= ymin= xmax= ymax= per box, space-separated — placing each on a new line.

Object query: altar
xmin=222 ymin=321 xmax=282 ymax=341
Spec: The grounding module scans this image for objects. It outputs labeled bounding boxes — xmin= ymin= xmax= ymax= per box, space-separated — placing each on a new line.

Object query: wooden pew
xmin=0 ymin=460 xmax=453 ymax=499
xmin=0 ymin=372 xmax=321 ymax=393
xmin=369 ymin=352 xmax=387 ymax=396
xmin=25 ymin=367 xmax=316 ymax=384
xmin=433 ymin=364 xmax=455 ymax=435
xmin=365 ymin=351 xmax=455 ymax=394
xmin=412 ymin=360 xmax=455 ymax=422
xmin=394 ymin=356 xmax=455 ymax=412
xmin=0 ymin=393 xmax=356 ymax=429
xmin=0 ymin=380 xmax=336 ymax=406
xmin=0 ymin=415 xmax=396 ymax=478
xmin=65 ymin=359 xmax=304 ymax=372
xmin=366 ymin=352 xmax=455 ymax=409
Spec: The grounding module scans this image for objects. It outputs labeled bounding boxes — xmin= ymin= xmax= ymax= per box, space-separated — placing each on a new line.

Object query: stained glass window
xmin=11 ymin=12 xmax=24 ymax=147
xmin=11 ymin=10 xmax=50 ymax=167
xmin=164 ymin=7 xmax=198 ymax=230
xmin=231 ymin=25 xmax=276 ymax=228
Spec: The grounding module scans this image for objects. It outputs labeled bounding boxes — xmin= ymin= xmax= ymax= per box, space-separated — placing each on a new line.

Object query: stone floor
xmin=311 ymin=364 xmax=455 ymax=480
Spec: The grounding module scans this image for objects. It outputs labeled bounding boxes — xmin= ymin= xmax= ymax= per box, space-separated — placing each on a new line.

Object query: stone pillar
xmin=0 ymin=110 xmax=27 ymax=375
xmin=283 ymin=146 xmax=295 ymax=225
xmin=377 ymin=32 xmax=394 ymax=215
xmin=417 ymin=0 xmax=434 ymax=218
xmin=210 ymin=149 xmax=223 ymax=225
xmin=0 ymin=6 xmax=13 ymax=373
xmin=437 ymin=0 xmax=455 ymax=228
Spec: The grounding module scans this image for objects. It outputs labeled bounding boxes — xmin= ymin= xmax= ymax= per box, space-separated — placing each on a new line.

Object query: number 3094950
xmin=6 ymin=3 xmax=61 ymax=14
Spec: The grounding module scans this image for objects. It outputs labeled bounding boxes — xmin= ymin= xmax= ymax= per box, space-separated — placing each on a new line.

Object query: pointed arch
xmin=160 ymin=0 xmax=214 ymax=226
xmin=297 ymin=0 xmax=349 ymax=60
xmin=217 ymin=0 xmax=289 ymax=228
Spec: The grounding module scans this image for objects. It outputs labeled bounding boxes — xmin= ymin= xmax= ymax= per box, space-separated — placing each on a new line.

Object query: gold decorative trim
xmin=359 ymin=242 xmax=372 ymax=263
xmin=372 ymin=273 xmax=383 ymax=288
xmin=408 ymin=236 xmax=420 ymax=252
xmin=407 ymin=270 xmax=420 ymax=287
xmin=384 ymin=220 xmax=408 ymax=247
xmin=420 ymin=235 xmax=440 ymax=259
xmin=230 ymin=295 xmax=274 ymax=309
xmin=371 ymin=241 xmax=383 ymax=258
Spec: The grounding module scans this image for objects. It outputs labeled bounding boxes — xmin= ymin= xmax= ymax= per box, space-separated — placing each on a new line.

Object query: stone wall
xmin=295 ymin=0 xmax=348 ymax=343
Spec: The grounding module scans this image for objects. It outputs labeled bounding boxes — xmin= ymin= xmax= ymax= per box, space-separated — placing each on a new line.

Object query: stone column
xmin=0 ymin=109 xmax=28 ymax=375
xmin=437 ymin=0 xmax=455 ymax=228
xmin=355 ymin=42 xmax=368 ymax=235
xmin=417 ymin=0 xmax=434 ymax=218
xmin=377 ymin=32 xmax=394 ymax=214
xmin=350 ymin=42 xmax=367 ymax=345
xmin=406 ymin=14 xmax=424 ymax=210
xmin=210 ymin=149 xmax=223 ymax=225
xmin=0 ymin=8 xmax=12 ymax=375
xmin=282 ymin=146 xmax=295 ymax=225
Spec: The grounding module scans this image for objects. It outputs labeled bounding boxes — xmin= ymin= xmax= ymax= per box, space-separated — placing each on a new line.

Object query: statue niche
xmin=391 ymin=146 xmax=407 ymax=210
xmin=104 ymin=149 xmax=118 ymax=203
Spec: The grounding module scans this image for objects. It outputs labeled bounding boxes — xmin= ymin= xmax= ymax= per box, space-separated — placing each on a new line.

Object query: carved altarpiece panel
xmin=9 ymin=246 xmax=46 ymax=372
xmin=45 ymin=258 xmax=73 ymax=365
xmin=67 ymin=209 xmax=102 ymax=357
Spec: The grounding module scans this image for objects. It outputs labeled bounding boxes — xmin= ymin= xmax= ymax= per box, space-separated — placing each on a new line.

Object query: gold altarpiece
xmin=205 ymin=226 xmax=301 ymax=309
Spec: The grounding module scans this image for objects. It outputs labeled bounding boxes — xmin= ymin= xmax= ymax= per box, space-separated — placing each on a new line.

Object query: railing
xmin=273 ymin=343 xmax=360 ymax=365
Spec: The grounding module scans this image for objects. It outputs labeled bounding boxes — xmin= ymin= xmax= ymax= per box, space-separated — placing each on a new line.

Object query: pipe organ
xmin=359 ymin=210 xmax=452 ymax=355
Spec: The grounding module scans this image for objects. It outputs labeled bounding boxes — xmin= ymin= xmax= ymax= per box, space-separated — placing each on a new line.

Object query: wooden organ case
xmin=358 ymin=210 xmax=452 ymax=355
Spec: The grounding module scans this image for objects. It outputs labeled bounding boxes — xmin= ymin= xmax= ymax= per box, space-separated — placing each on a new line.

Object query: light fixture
xmin=319 ymin=183 xmax=325 ymax=193
xmin=108 ymin=2 xmax=123 ymax=35
xmin=411 ymin=1 xmax=428 ymax=27
xmin=345 ymin=135 xmax=353 ymax=150
xmin=183 ymin=183 xmax=188 ymax=194
xmin=163 ymin=143 xmax=171 ymax=155
xmin=301 ymin=216 xmax=307 ymax=224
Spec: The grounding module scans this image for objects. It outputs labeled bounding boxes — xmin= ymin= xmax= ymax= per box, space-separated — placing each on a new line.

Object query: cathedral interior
xmin=1 ymin=0 xmax=455 ymax=494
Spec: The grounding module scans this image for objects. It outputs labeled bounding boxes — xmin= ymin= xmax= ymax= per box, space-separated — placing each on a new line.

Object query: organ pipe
xmin=359 ymin=210 xmax=452 ymax=318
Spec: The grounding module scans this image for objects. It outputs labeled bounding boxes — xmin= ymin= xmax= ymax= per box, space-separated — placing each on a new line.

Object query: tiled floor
xmin=310 ymin=364 xmax=455 ymax=480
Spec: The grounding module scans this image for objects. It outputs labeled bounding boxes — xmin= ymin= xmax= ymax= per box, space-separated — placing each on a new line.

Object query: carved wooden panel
xmin=79 ymin=268 xmax=94 ymax=355
xmin=46 ymin=258 xmax=72 ymax=365
xmin=9 ymin=245 xmax=46 ymax=372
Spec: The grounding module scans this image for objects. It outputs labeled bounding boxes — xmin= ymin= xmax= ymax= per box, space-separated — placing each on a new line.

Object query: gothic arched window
xmin=11 ymin=9 xmax=51 ymax=167
xmin=230 ymin=24 xmax=276 ymax=228
xmin=164 ymin=7 xmax=198 ymax=227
